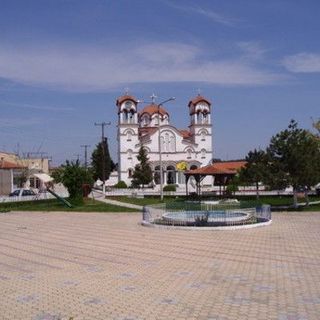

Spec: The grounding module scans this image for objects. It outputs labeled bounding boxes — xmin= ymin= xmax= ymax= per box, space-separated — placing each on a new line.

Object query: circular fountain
xmin=142 ymin=200 xmax=272 ymax=230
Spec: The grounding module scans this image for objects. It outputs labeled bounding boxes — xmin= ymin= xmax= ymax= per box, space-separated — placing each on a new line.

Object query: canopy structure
xmin=33 ymin=173 xmax=54 ymax=183
xmin=184 ymin=161 xmax=247 ymax=196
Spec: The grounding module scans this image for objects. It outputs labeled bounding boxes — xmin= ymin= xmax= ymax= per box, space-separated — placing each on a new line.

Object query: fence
xmin=0 ymin=190 xmax=69 ymax=204
xmin=142 ymin=202 xmax=271 ymax=227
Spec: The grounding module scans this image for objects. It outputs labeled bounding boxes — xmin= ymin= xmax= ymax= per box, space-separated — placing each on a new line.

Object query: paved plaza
xmin=0 ymin=211 xmax=320 ymax=320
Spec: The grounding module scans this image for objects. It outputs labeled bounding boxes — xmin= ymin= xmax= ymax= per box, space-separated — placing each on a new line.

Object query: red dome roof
xmin=139 ymin=104 xmax=169 ymax=117
xmin=188 ymin=95 xmax=211 ymax=115
xmin=188 ymin=95 xmax=211 ymax=107
xmin=116 ymin=95 xmax=138 ymax=107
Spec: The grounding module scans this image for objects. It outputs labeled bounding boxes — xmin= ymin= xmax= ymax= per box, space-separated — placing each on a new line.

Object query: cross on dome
xmin=150 ymin=93 xmax=157 ymax=104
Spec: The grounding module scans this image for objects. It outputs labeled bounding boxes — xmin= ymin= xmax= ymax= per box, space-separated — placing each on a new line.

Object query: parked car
xmin=9 ymin=189 xmax=36 ymax=197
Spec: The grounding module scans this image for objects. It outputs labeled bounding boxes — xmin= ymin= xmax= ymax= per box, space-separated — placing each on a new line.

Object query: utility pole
xmin=80 ymin=144 xmax=90 ymax=169
xmin=94 ymin=122 xmax=111 ymax=195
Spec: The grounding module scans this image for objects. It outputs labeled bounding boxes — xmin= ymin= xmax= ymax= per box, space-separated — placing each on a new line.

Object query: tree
xmin=91 ymin=138 xmax=115 ymax=181
xmin=238 ymin=149 xmax=269 ymax=199
xmin=131 ymin=146 xmax=153 ymax=188
xmin=266 ymin=120 xmax=320 ymax=207
xmin=52 ymin=160 xmax=94 ymax=204
xmin=312 ymin=117 xmax=320 ymax=137
xmin=226 ymin=175 xmax=240 ymax=196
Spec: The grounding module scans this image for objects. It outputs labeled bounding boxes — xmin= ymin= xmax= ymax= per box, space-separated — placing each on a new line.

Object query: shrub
xmin=52 ymin=160 xmax=93 ymax=205
xmin=163 ymin=184 xmax=176 ymax=192
xmin=114 ymin=181 xmax=127 ymax=189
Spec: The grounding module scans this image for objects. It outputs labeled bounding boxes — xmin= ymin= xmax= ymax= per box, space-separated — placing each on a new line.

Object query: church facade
xmin=116 ymin=93 xmax=213 ymax=187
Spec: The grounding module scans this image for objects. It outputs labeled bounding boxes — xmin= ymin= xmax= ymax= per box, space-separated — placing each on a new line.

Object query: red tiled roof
xmin=188 ymin=95 xmax=211 ymax=107
xmin=0 ymin=160 xmax=26 ymax=169
xmin=179 ymin=129 xmax=191 ymax=138
xmin=186 ymin=161 xmax=246 ymax=175
xmin=188 ymin=95 xmax=211 ymax=115
xmin=139 ymin=104 xmax=168 ymax=117
xmin=116 ymin=95 xmax=138 ymax=106
xmin=138 ymin=127 xmax=158 ymax=137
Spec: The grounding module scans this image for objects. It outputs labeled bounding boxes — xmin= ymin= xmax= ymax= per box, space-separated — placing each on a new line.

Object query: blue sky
xmin=0 ymin=0 xmax=319 ymax=165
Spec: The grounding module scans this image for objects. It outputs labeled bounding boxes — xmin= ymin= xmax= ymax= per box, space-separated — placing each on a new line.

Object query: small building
xmin=185 ymin=160 xmax=247 ymax=195
xmin=0 ymin=159 xmax=26 ymax=195
xmin=0 ymin=151 xmax=50 ymax=193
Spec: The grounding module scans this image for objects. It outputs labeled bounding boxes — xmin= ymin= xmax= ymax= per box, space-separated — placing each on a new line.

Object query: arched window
xmin=154 ymin=165 xmax=164 ymax=185
xmin=129 ymin=109 xmax=135 ymax=123
xmin=200 ymin=131 xmax=206 ymax=141
xmin=203 ymin=111 xmax=208 ymax=124
xmin=127 ymin=149 xmax=133 ymax=159
xmin=190 ymin=164 xmax=198 ymax=170
xmin=160 ymin=136 xmax=165 ymax=152
xmin=128 ymin=168 xmax=133 ymax=178
xmin=165 ymin=132 xmax=169 ymax=152
xmin=145 ymin=116 xmax=150 ymax=126
xmin=170 ymin=135 xmax=176 ymax=152
xmin=123 ymin=110 xmax=129 ymax=123
xmin=187 ymin=149 xmax=192 ymax=159
xmin=127 ymin=131 xmax=132 ymax=141
xmin=201 ymin=149 xmax=206 ymax=158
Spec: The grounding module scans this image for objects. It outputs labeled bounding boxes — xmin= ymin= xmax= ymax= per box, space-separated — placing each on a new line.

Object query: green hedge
xmin=163 ymin=184 xmax=176 ymax=192
xmin=113 ymin=181 xmax=128 ymax=188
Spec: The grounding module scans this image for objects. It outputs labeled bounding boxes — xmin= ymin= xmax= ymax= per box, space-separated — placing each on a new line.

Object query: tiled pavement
xmin=0 ymin=211 xmax=320 ymax=320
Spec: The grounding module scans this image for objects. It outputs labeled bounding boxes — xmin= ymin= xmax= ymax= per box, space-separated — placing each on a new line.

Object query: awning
xmin=33 ymin=173 xmax=54 ymax=183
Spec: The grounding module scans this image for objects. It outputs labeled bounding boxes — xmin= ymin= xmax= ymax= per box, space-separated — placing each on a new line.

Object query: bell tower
xmin=116 ymin=94 xmax=139 ymax=183
xmin=188 ymin=95 xmax=212 ymax=165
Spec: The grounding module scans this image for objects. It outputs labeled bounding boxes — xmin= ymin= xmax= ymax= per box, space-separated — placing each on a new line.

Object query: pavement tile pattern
xmin=0 ymin=211 xmax=320 ymax=320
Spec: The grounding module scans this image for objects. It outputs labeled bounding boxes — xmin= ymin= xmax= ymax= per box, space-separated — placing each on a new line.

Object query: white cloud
xmin=282 ymin=53 xmax=320 ymax=73
xmin=237 ymin=42 xmax=268 ymax=61
xmin=167 ymin=2 xmax=236 ymax=26
xmin=0 ymin=42 xmax=286 ymax=92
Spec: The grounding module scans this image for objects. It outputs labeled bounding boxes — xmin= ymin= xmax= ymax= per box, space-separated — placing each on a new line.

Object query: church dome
xmin=139 ymin=104 xmax=169 ymax=117
xmin=116 ymin=94 xmax=138 ymax=107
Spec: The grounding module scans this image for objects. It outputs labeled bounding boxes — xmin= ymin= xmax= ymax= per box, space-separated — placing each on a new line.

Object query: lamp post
xmin=157 ymin=97 xmax=175 ymax=201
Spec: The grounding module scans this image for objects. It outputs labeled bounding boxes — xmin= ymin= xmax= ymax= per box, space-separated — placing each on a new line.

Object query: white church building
xmin=116 ymin=93 xmax=213 ymax=188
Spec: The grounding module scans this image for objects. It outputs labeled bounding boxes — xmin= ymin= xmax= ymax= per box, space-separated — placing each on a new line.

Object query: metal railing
xmin=142 ymin=202 xmax=271 ymax=227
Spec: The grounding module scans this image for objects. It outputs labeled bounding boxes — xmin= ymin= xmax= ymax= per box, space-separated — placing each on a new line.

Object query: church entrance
xmin=154 ymin=165 xmax=164 ymax=185
xmin=166 ymin=165 xmax=176 ymax=184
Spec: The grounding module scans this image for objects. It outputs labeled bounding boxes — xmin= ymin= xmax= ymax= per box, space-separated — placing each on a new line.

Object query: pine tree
xmin=131 ymin=146 xmax=153 ymax=188
xmin=91 ymin=138 xmax=115 ymax=181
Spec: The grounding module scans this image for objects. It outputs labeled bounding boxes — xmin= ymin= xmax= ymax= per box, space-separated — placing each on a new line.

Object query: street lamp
xmin=157 ymin=97 xmax=175 ymax=201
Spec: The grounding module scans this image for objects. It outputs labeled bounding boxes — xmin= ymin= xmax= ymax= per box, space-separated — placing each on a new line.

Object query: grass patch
xmin=0 ymin=198 xmax=137 ymax=212
xmin=110 ymin=196 xmax=181 ymax=206
xmin=295 ymin=204 xmax=320 ymax=212
xmin=110 ymin=195 xmax=320 ymax=212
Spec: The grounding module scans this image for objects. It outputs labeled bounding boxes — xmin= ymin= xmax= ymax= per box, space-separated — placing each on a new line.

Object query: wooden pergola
xmin=184 ymin=161 xmax=247 ymax=196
